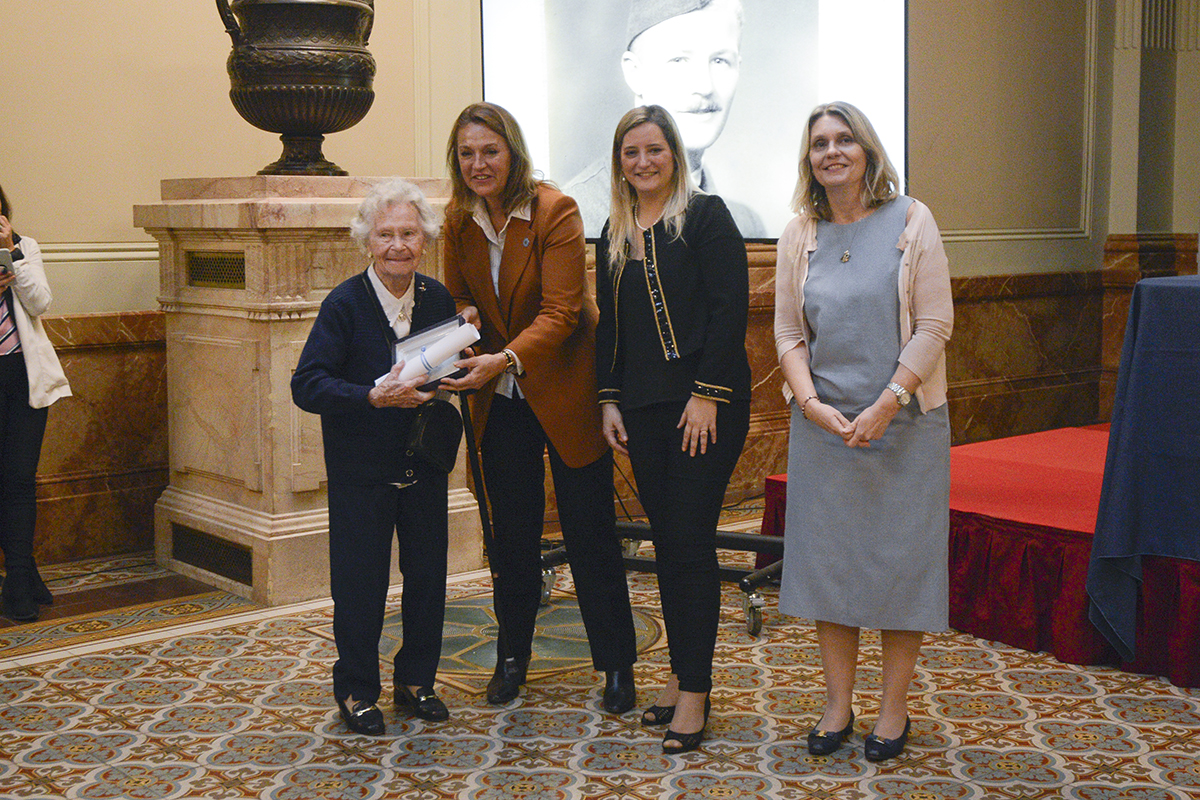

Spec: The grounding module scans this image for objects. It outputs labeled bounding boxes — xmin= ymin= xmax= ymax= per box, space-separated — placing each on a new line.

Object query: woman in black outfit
xmin=0 ymin=183 xmax=71 ymax=623
xmin=292 ymin=179 xmax=455 ymax=735
xmin=595 ymin=105 xmax=751 ymax=753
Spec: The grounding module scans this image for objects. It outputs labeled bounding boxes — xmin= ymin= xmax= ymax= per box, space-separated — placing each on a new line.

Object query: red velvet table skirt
xmin=761 ymin=474 xmax=1200 ymax=688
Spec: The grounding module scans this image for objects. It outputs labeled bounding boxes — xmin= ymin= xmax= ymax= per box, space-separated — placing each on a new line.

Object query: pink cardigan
xmin=773 ymin=199 xmax=953 ymax=413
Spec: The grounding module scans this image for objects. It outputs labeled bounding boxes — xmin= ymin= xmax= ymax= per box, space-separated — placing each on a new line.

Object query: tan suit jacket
xmin=443 ymin=185 xmax=607 ymax=469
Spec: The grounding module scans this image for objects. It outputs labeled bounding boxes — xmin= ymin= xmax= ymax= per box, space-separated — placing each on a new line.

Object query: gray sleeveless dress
xmin=778 ymin=197 xmax=950 ymax=631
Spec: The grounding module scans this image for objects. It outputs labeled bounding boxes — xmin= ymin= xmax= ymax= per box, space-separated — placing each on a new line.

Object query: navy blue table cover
xmin=1087 ymin=275 xmax=1200 ymax=661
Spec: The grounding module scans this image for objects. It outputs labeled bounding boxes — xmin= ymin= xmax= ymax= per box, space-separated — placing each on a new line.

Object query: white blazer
xmin=7 ymin=236 xmax=71 ymax=408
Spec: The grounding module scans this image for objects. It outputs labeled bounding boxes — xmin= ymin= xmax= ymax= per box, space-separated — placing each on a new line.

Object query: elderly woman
xmin=596 ymin=105 xmax=751 ymax=753
xmin=0 ymin=184 xmax=71 ymax=623
xmin=439 ymin=102 xmax=638 ymax=713
xmin=292 ymin=179 xmax=456 ymax=734
xmin=774 ymin=101 xmax=953 ymax=761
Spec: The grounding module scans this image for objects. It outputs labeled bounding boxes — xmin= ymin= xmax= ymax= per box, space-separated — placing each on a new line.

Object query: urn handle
xmin=215 ymin=0 xmax=241 ymax=46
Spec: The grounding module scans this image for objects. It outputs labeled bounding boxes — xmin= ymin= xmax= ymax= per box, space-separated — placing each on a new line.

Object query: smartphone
xmin=0 ymin=249 xmax=11 ymax=274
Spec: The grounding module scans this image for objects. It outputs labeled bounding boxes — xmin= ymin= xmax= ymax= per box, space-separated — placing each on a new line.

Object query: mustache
xmin=678 ymin=100 xmax=721 ymax=114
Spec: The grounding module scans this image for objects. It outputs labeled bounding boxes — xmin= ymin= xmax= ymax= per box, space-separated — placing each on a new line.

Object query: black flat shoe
xmin=394 ymin=683 xmax=449 ymax=722
xmin=864 ymin=716 xmax=911 ymax=762
xmin=641 ymin=703 xmax=675 ymax=727
xmin=336 ymin=697 xmax=385 ymax=735
xmin=807 ymin=711 xmax=855 ymax=756
xmin=662 ymin=696 xmax=710 ymax=754
xmin=486 ymin=657 xmax=527 ymax=705
xmin=601 ymin=668 xmax=636 ymax=714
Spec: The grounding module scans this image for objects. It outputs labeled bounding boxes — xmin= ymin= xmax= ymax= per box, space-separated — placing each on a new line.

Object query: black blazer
xmin=291 ymin=270 xmax=456 ymax=485
xmin=595 ymin=193 xmax=752 ymax=409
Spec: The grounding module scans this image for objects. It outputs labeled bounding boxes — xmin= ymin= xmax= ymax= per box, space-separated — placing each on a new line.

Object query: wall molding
xmin=40 ymin=241 xmax=159 ymax=263
xmin=942 ymin=0 xmax=1099 ymax=244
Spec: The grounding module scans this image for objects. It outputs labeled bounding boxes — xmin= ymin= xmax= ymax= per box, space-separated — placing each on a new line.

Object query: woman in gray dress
xmin=774 ymin=101 xmax=953 ymax=762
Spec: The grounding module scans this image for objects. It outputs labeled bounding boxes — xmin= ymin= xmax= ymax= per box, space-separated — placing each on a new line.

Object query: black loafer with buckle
xmin=394 ymin=683 xmax=450 ymax=722
xmin=336 ymin=697 xmax=385 ymax=735
xmin=864 ymin=715 xmax=911 ymax=762
xmin=807 ymin=711 xmax=855 ymax=756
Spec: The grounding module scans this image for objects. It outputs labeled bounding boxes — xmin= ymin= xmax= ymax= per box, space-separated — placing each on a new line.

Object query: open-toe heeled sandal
xmin=641 ymin=704 xmax=675 ymax=727
xmin=662 ymin=696 xmax=710 ymax=754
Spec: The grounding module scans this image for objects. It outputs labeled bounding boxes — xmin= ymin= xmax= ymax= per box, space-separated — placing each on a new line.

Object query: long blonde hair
xmin=445 ymin=102 xmax=541 ymax=218
xmin=790 ymin=100 xmax=899 ymax=221
xmin=606 ymin=106 xmax=697 ymax=274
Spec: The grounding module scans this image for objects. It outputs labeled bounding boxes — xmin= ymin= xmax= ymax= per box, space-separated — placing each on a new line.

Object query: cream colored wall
xmin=908 ymin=0 xmax=1114 ymax=277
xmin=5 ymin=0 xmax=1196 ymax=310
xmin=0 ymin=0 xmax=461 ymax=314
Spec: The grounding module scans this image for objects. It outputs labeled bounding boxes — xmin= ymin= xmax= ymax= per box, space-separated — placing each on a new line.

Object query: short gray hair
xmin=350 ymin=179 xmax=441 ymax=250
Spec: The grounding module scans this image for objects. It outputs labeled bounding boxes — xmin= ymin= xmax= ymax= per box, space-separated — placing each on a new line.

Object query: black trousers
xmin=0 ymin=354 xmax=48 ymax=597
xmin=622 ymin=400 xmax=750 ymax=694
xmin=327 ymin=475 xmax=448 ymax=703
xmin=481 ymin=394 xmax=637 ymax=671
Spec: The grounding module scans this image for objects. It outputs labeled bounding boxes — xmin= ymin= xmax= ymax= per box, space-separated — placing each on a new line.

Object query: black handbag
xmin=406 ymin=398 xmax=463 ymax=473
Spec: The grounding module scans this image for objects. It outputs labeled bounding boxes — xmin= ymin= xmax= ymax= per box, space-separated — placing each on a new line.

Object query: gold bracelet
xmin=501 ymin=349 xmax=517 ymax=375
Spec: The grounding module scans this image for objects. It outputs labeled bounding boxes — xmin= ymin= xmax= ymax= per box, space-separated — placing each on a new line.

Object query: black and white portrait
xmin=483 ymin=0 xmax=906 ymax=240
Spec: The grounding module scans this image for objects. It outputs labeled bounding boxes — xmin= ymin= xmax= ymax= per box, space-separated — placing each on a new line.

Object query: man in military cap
xmin=564 ymin=0 xmax=765 ymax=238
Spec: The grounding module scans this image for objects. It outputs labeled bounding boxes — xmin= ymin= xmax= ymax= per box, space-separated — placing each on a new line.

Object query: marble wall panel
xmin=946 ymin=272 xmax=1103 ymax=444
xmin=31 ymin=312 xmax=168 ymax=565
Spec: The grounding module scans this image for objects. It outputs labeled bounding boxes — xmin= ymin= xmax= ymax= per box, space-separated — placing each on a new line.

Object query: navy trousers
xmin=481 ymin=394 xmax=637 ymax=671
xmin=622 ymin=400 xmax=749 ymax=694
xmin=327 ymin=475 xmax=448 ymax=703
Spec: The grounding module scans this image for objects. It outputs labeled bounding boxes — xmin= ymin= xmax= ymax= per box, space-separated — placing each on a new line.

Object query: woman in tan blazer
xmin=440 ymin=103 xmax=638 ymax=713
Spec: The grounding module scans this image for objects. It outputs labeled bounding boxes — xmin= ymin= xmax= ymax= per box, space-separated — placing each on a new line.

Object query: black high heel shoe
xmin=336 ymin=697 xmax=385 ymax=735
xmin=662 ymin=696 xmax=710 ymax=754
xmin=641 ymin=703 xmax=675 ymax=727
xmin=807 ymin=711 xmax=855 ymax=756
xmin=864 ymin=715 xmax=911 ymax=762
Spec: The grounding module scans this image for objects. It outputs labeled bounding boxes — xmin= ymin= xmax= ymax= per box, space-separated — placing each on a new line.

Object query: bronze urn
xmin=216 ymin=0 xmax=375 ymax=175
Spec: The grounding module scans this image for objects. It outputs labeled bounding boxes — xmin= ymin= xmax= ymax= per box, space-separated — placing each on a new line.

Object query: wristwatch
xmin=887 ymin=381 xmax=912 ymax=407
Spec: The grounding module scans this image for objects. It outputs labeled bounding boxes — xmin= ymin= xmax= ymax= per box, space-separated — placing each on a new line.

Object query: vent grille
xmin=187 ymin=252 xmax=246 ymax=289
xmin=172 ymin=524 xmax=253 ymax=587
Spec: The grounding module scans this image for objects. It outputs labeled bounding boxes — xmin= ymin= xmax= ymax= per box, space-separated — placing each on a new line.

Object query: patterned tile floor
xmin=2 ymin=526 xmax=1198 ymax=799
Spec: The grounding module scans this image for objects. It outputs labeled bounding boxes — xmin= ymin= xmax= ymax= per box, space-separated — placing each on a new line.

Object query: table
xmin=1087 ymin=275 xmax=1200 ymax=662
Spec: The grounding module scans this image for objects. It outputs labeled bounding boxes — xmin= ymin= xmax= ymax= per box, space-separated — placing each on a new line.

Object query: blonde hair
xmin=445 ymin=102 xmax=541 ymax=217
xmin=606 ymin=105 xmax=697 ymax=274
xmin=790 ymin=100 xmax=899 ymax=221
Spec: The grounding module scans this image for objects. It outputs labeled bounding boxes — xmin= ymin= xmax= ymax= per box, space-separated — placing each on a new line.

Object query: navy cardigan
xmin=291 ymin=270 xmax=456 ymax=485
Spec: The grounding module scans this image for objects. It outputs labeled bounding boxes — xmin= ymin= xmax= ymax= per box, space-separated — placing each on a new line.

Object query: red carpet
xmin=949 ymin=425 xmax=1108 ymax=533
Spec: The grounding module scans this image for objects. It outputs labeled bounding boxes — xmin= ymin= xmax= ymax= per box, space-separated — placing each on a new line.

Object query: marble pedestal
xmin=135 ymin=177 xmax=483 ymax=606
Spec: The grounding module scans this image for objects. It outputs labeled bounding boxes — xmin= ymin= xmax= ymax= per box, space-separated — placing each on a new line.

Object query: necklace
xmin=634 ymin=203 xmax=663 ymax=232
xmin=839 ymin=215 xmax=866 ymax=262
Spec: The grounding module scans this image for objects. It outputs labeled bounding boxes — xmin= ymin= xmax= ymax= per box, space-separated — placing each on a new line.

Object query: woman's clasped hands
xmin=806 ymin=396 xmax=899 ymax=448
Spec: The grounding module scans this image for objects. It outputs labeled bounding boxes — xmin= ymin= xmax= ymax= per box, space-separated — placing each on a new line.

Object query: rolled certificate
xmin=396 ymin=322 xmax=480 ymax=381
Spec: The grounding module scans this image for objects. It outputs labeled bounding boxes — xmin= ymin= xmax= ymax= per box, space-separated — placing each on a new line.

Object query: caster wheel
xmin=743 ymin=593 xmax=764 ymax=636
xmin=540 ymin=567 xmax=557 ymax=606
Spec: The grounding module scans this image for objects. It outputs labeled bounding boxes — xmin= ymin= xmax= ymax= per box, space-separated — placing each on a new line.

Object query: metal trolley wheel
xmin=743 ymin=592 xmax=765 ymax=636
xmin=540 ymin=567 xmax=557 ymax=606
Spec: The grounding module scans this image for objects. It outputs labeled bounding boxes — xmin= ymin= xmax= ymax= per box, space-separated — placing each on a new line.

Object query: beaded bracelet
xmin=801 ymin=395 xmax=819 ymax=418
